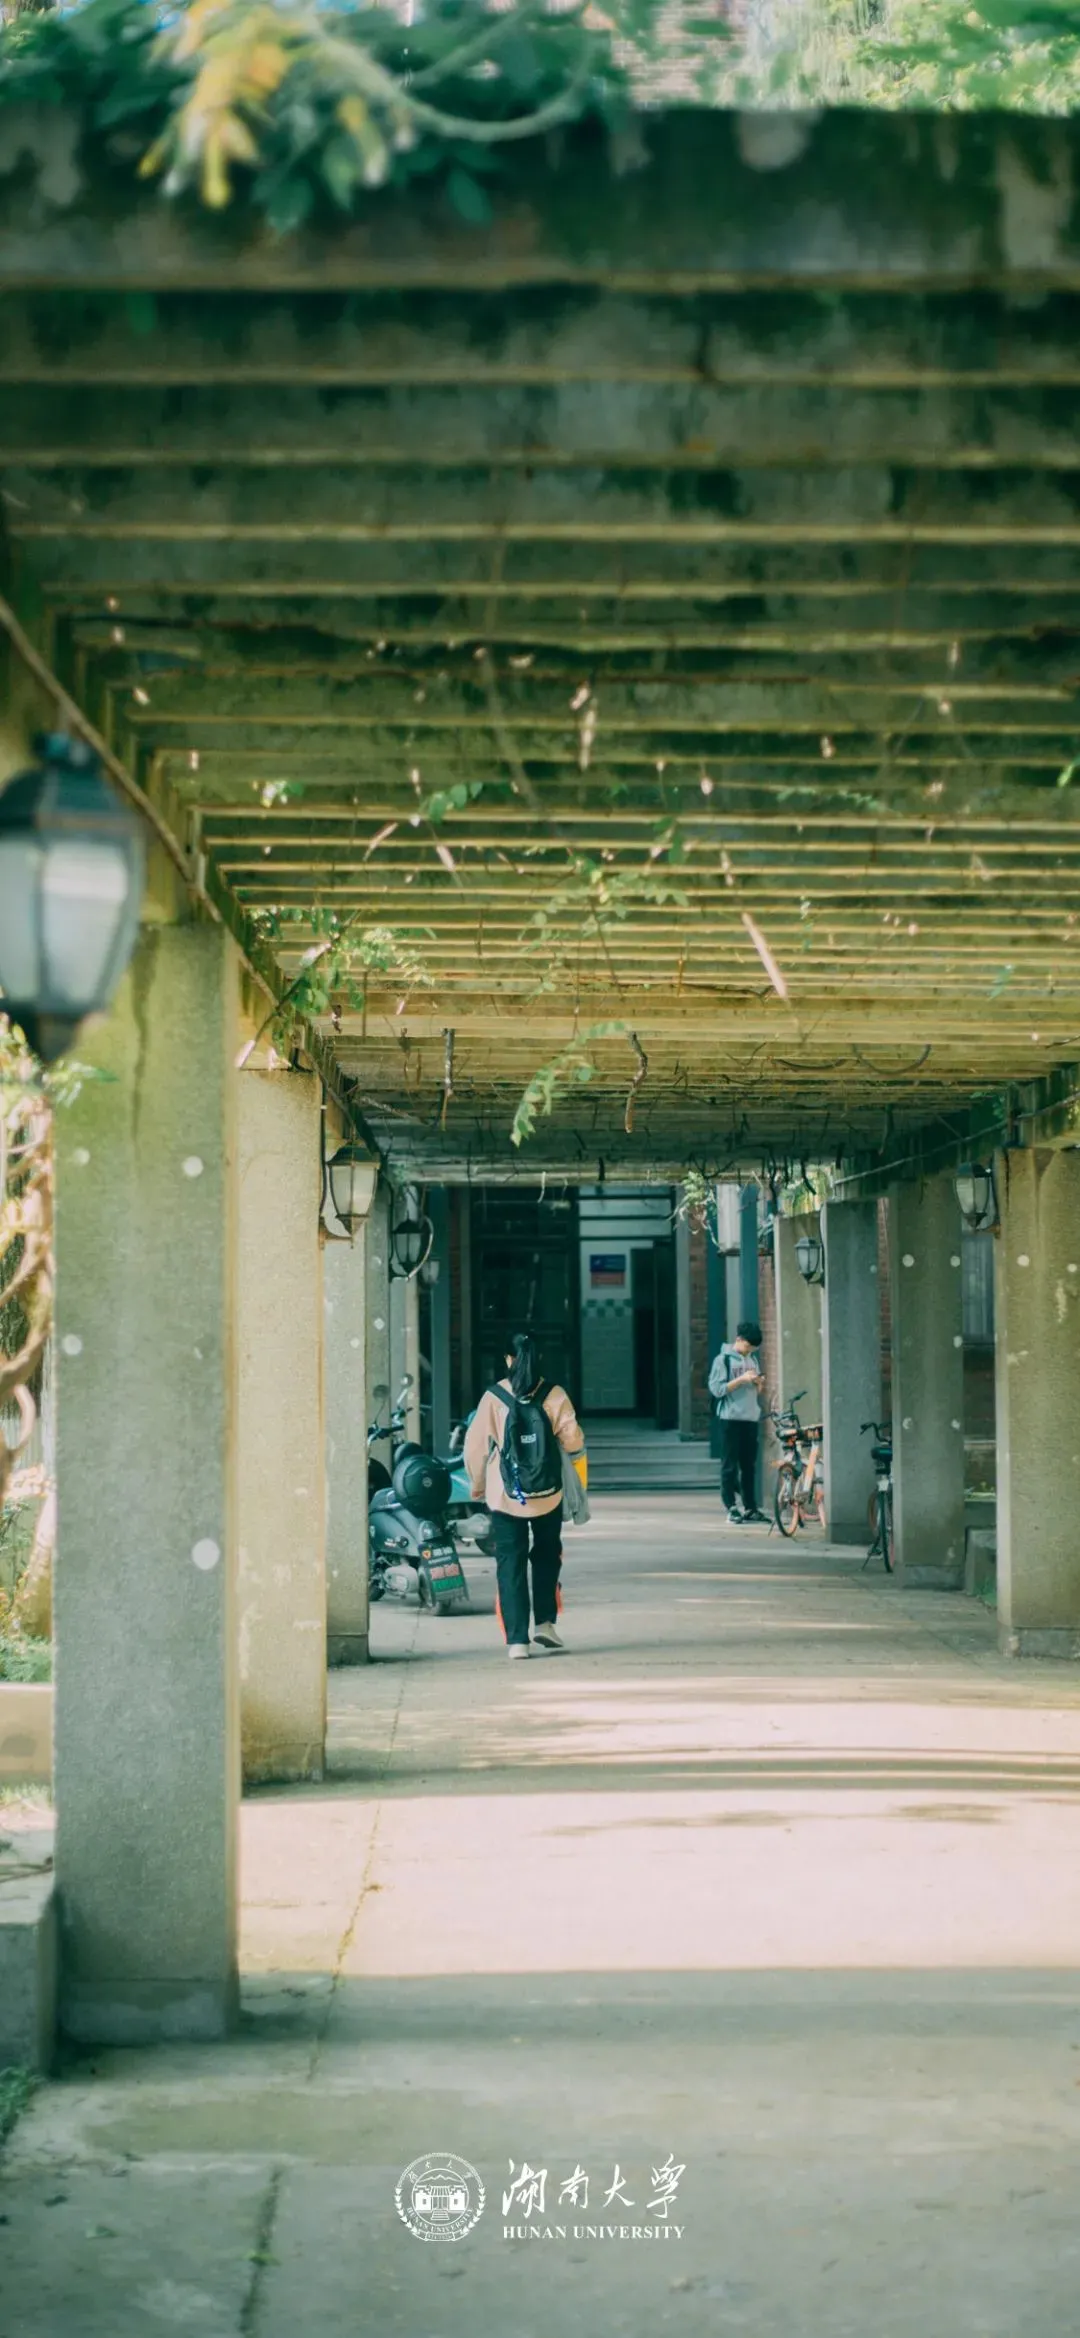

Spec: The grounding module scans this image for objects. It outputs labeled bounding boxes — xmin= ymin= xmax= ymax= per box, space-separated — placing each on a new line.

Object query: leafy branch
xmin=241 ymin=907 xmax=432 ymax=1061
xmin=510 ymin=1019 xmax=626 ymax=1148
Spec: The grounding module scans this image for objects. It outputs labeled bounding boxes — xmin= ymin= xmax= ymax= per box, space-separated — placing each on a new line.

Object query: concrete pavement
xmin=5 ymin=1496 xmax=1080 ymax=2335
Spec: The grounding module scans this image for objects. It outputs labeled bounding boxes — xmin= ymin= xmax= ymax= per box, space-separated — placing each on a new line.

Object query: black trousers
xmin=720 ymin=1419 xmax=759 ymax=1513
xmin=490 ymin=1506 xmax=563 ymax=1645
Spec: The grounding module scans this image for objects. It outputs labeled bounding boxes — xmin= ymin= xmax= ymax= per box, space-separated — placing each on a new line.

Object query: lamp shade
xmin=954 ymin=1162 xmax=996 ymax=1233
xmin=0 ymin=733 xmax=144 ymax=1060
xmin=327 ymin=1143 xmax=378 ymax=1234
xmin=390 ymin=1212 xmax=432 ymax=1279
xmin=794 ymin=1231 xmax=825 ymax=1284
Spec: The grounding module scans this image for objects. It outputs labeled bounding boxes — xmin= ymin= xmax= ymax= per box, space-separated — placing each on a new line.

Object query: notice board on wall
xmin=589 ymin=1254 xmax=626 ymax=1288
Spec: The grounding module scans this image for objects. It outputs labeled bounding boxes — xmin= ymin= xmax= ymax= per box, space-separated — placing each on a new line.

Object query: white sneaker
xmin=508 ymin=1643 xmax=533 ymax=1662
xmin=533 ymin=1624 xmax=564 ymax=1650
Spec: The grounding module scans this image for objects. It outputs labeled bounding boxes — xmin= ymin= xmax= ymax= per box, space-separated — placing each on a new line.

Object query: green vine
xmin=0 ymin=0 xmax=1075 ymax=252
xmin=0 ymin=0 xmax=643 ymax=230
xmin=243 ymin=906 xmax=432 ymax=1058
xmin=510 ymin=1019 xmax=626 ymax=1148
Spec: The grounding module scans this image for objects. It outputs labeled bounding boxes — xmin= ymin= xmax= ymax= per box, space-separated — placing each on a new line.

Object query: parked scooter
xmin=366 ymin=1377 xmax=471 ymax=1616
xmin=443 ymin=1416 xmax=495 ymax=1559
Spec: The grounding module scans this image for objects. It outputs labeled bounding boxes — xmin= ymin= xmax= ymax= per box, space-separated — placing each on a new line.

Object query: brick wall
xmin=688 ymin=1217 xmax=712 ymax=1436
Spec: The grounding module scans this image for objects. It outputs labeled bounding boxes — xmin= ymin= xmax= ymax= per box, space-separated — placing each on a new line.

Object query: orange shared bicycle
xmin=770 ymin=1395 xmax=826 ymax=1536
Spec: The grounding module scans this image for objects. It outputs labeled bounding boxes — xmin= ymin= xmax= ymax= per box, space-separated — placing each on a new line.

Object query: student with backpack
xmin=464 ymin=1331 xmax=586 ymax=1660
xmin=708 ymin=1319 xmax=770 ymax=1525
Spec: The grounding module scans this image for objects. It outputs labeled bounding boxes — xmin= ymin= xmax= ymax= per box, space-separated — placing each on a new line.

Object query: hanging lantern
xmin=0 ymin=733 xmax=144 ymax=1061
xmin=326 ymin=1142 xmax=378 ymax=1237
xmin=390 ymin=1210 xmax=433 ymax=1279
xmin=954 ymin=1162 xmax=997 ymax=1234
xmin=794 ymin=1230 xmax=825 ymax=1285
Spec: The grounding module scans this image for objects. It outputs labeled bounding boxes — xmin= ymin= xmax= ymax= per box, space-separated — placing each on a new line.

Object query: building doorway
xmin=578 ymin=1184 xmax=677 ymax=1423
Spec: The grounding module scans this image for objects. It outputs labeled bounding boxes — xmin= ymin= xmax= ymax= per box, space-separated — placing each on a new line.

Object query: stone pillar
xmin=367 ymin=1187 xmax=392 ymax=1473
xmin=54 ymin=926 xmax=240 ymax=2043
xmin=995 ymin=1148 xmax=1080 ymax=1657
xmin=821 ymin=1199 xmax=881 ymax=1543
xmin=324 ymin=1225 xmax=369 ymax=1667
xmin=775 ymin=1217 xmax=823 ymax=1419
xmin=235 ymin=1054 xmax=326 ymax=1783
xmin=887 ymin=1179 xmax=966 ymax=1588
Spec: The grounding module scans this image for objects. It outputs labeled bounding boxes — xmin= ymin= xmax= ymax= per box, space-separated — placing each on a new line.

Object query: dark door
xmin=470 ymin=1189 xmax=581 ymax=1403
xmin=631 ymin=1246 xmax=657 ymax=1416
xmin=653 ymin=1237 xmax=678 ymax=1429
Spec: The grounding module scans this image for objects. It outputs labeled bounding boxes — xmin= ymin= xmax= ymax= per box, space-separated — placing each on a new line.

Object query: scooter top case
xmin=369 ymin=1492 xmax=470 ymax=1614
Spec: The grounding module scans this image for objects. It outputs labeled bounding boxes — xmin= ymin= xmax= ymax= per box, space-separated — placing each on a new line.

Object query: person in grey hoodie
xmin=708 ymin=1320 xmax=769 ymax=1523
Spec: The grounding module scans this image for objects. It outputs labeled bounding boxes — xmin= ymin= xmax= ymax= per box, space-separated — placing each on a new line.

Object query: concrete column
xmin=54 ymin=926 xmax=240 ymax=2043
xmin=775 ymin=1217 xmax=823 ymax=1419
xmin=821 ymin=1199 xmax=881 ymax=1543
xmin=367 ymin=1187 xmax=392 ymax=1472
xmin=324 ymin=1226 xmax=369 ymax=1667
xmin=235 ymin=1056 xmax=326 ymax=1784
xmin=995 ymin=1148 xmax=1080 ymax=1657
xmin=888 ymin=1179 xmax=966 ymax=1588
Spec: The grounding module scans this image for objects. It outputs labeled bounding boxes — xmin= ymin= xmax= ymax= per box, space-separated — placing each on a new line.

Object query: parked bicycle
xmin=770 ymin=1393 xmax=826 ymax=1536
xmin=861 ymin=1419 xmax=894 ymax=1572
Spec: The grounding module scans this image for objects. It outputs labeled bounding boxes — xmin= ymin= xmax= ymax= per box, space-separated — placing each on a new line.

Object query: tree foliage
xmin=0 ymin=0 xmax=1076 ymax=248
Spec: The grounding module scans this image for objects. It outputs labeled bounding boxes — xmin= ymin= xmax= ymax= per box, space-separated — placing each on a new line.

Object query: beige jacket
xmin=464 ymin=1379 xmax=585 ymax=1519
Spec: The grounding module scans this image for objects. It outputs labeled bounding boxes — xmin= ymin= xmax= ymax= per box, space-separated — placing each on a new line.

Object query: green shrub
xmin=0 ymin=1628 xmax=51 ymax=1683
xmin=0 ymin=1501 xmax=36 ymax=1596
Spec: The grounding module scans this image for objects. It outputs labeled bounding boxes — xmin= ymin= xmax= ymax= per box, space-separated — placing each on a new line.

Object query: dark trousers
xmin=720 ymin=1419 xmax=759 ymax=1514
xmin=490 ymin=1506 xmax=563 ymax=1645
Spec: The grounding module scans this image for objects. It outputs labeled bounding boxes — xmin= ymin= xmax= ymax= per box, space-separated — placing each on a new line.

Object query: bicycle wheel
xmin=775 ymin=1466 xmax=800 ymax=1537
xmin=879 ymin=1487 xmax=895 ymax=1574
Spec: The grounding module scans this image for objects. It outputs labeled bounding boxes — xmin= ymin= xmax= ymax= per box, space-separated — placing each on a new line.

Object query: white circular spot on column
xmin=182 ymin=1155 xmax=204 ymax=1179
xmin=953 ymin=1334 xmax=963 ymax=1348
xmin=1017 ymin=1253 xmax=1031 ymax=1267
xmin=373 ymin=1315 xmax=386 ymax=1332
xmin=950 ymin=1254 xmax=961 ymax=1268
xmin=902 ymin=1253 xmax=915 ymax=1268
xmin=71 ymin=1147 xmax=91 ymax=1168
xmin=951 ymin=1419 xmax=961 ymax=1431
xmin=1070 ymin=1265 xmax=1079 ymax=1275
xmin=192 ymin=1538 xmax=221 ymax=1571
xmin=61 ymin=1332 xmax=83 ymax=1357
xmin=902 ymin=1416 xmax=914 ymax=1432
xmin=349 ymin=1337 xmax=361 ymax=1349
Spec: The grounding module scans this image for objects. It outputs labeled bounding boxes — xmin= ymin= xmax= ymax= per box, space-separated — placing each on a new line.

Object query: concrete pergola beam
xmin=10 ymin=381 xmax=1080 ymax=469
xmin=6 ymin=287 xmax=1080 ymax=386
xmin=3 ymin=112 xmax=1080 ymax=290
